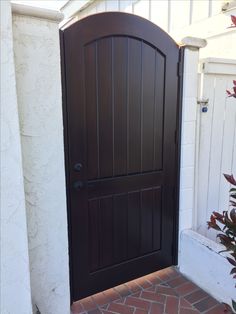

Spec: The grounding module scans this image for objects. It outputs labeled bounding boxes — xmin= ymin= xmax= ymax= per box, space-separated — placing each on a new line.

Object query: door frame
xmin=60 ymin=30 xmax=75 ymax=303
xmin=59 ymin=17 xmax=184 ymax=303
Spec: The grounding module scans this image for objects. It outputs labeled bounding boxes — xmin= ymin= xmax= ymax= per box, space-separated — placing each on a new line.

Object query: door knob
xmin=74 ymin=163 xmax=83 ymax=171
xmin=73 ymin=181 xmax=84 ymax=190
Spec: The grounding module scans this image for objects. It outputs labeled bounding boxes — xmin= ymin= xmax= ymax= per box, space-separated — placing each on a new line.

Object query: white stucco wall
xmin=0 ymin=1 xmax=32 ymax=313
xmin=11 ymin=5 xmax=70 ymax=314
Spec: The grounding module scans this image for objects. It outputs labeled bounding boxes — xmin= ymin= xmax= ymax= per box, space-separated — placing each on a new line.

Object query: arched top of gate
xmin=63 ymin=12 xmax=179 ymax=55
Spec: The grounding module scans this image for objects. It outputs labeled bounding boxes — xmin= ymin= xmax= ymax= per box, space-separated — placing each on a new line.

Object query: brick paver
xmin=71 ymin=267 xmax=229 ymax=314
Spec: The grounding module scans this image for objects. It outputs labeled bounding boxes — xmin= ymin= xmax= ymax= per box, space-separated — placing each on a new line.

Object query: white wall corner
xmin=12 ymin=8 xmax=70 ymax=314
xmin=179 ymin=230 xmax=234 ymax=304
xmin=0 ymin=1 xmax=33 ymax=313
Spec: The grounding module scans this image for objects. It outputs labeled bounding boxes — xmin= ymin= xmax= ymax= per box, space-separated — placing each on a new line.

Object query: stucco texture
xmin=0 ymin=1 xmax=32 ymax=313
xmin=12 ymin=12 xmax=70 ymax=314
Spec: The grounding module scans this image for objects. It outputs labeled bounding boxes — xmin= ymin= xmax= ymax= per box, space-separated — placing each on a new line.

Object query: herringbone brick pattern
xmin=71 ymin=267 xmax=229 ymax=314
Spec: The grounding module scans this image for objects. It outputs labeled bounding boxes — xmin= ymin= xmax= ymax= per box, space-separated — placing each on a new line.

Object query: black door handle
xmin=74 ymin=163 xmax=83 ymax=172
xmin=73 ymin=181 xmax=84 ymax=190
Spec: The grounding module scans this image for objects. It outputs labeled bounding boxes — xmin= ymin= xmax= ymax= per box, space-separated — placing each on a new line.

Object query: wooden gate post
xmin=178 ymin=37 xmax=207 ymax=244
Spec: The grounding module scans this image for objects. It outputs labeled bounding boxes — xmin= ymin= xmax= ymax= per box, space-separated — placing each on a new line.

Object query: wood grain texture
xmin=61 ymin=12 xmax=180 ymax=300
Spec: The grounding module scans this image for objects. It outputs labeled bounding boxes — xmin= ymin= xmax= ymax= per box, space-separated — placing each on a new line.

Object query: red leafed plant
xmin=226 ymin=80 xmax=236 ymax=98
xmin=228 ymin=15 xmax=236 ymax=28
xmin=207 ymin=173 xmax=236 ymax=313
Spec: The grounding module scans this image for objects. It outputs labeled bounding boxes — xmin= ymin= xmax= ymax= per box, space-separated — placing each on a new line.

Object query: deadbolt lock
xmin=74 ymin=163 xmax=83 ymax=172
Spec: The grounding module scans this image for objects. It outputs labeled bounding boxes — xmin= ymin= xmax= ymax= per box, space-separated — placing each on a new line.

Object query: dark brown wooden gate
xmin=60 ymin=12 xmax=182 ymax=301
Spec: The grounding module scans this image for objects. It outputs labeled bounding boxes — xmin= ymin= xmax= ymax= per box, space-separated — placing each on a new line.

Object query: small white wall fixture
xmin=11 ymin=3 xmax=70 ymax=314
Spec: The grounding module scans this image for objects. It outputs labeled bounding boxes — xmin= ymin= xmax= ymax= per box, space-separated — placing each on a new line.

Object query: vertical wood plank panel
xmin=96 ymin=1 xmax=106 ymax=13
xmin=153 ymin=188 xmax=162 ymax=250
xmin=218 ymin=77 xmax=236 ymax=212
xmin=88 ymin=199 xmax=100 ymax=271
xmin=106 ymin=0 xmax=119 ymax=11
xmin=154 ymin=53 xmax=165 ymax=170
xmin=64 ymin=11 xmax=180 ymax=300
xmin=99 ymin=197 xmax=113 ymax=267
xmin=192 ymin=0 xmax=209 ymax=23
xmin=128 ymin=39 xmax=142 ymax=174
xmin=197 ymin=74 xmax=236 ymax=241
xmin=206 ymin=77 xmax=227 ymax=240
xmin=119 ymin=0 xmax=133 ymax=13
xmin=142 ymin=43 xmax=155 ymax=172
xmin=140 ymin=189 xmax=153 ymax=254
xmin=211 ymin=0 xmax=222 ymax=15
xmin=113 ymin=37 xmax=128 ymax=176
xmin=97 ymin=38 xmax=113 ymax=178
xmin=150 ymin=0 xmax=168 ymax=31
xmin=169 ymin=0 xmax=190 ymax=31
xmin=231 ymin=119 xmax=236 ymax=177
xmin=197 ymin=76 xmax=215 ymax=236
xmin=127 ymin=191 xmax=141 ymax=258
xmin=133 ymin=0 xmax=149 ymax=19
xmin=85 ymin=43 xmax=98 ymax=179
xmin=113 ymin=194 xmax=128 ymax=263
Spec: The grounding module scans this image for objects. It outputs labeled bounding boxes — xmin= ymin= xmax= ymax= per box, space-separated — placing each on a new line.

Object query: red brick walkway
xmin=71 ymin=267 xmax=228 ymax=314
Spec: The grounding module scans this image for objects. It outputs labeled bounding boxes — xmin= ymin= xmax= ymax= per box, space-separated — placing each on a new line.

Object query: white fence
xmin=62 ymin=0 xmax=236 ymax=61
xmin=66 ymin=0 xmax=223 ymax=33
xmin=196 ymin=58 xmax=236 ymax=240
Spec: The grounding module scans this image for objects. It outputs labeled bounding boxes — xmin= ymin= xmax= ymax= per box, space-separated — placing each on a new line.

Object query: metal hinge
xmin=197 ymin=98 xmax=209 ymax=105
xmin=177 ymin=48 xmax=184 ymax=77
xmin=177 ymin=61 xmax=183 ymax=77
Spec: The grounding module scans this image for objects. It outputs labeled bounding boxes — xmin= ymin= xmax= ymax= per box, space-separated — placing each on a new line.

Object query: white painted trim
xmin=60 ymin=0 xmax=94 ymax=18
xmin=199 ymin=58 xmax=236 ymax=75
xmin=201 ymin=57 xmax=236 ymax=65
xmin=179 ymin=230 xmax=234 ymax=304
xmin=11 ymin=2 xmax=64 ymax=22
xmin=181 ymin=36 xmax=207 ymax=49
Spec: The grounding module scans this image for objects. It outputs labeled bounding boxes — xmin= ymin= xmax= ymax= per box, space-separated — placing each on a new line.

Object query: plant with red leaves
xmin=228 ymin=15 xmax=236 ymax=28
xmin=207 ymin=14 xmax=236 ymax=313
xmin=207 ymin=173 xmax=236 ymax=313
xmin=226 ymin=80 xmax=236 ymax=98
